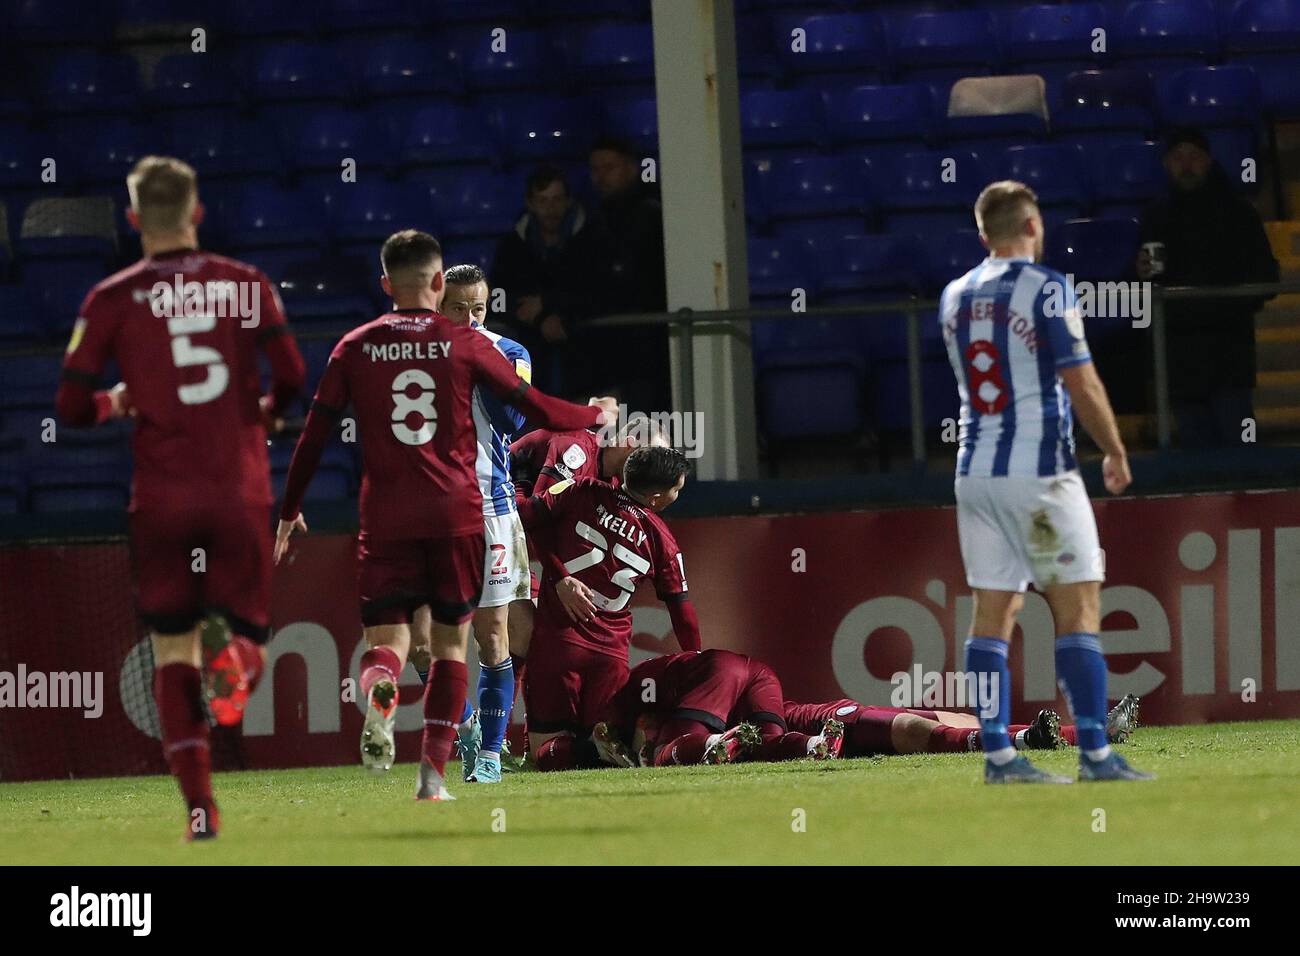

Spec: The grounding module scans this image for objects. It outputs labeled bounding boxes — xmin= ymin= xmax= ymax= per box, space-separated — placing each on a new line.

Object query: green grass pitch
xmin=4 ymin=720 xmax=1299 ymax=865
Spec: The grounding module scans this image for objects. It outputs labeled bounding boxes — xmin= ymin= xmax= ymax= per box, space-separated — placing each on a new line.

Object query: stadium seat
xmin=6 ymin=0 xmax=116 ymax=45
xmin=232 ymin=185 xmax=326 ymax=248
xmin=249 ymin=42 xmax=351 ymax=102
xmin=819 ymin=234 xmax=924 ymax=297
xmin=1000 ymin=144 xmax=1091 ymax=211
xmin=429 ymin=171 xmax=519 ymax=239
xmin=18 ymin=198 xmax=117 ymax=260
xmin=353 ymin=35 xmax=462 ymax=98
xmin=748 ymin=237 xmax=817 ymax=305
xmin=0 ymin=354 xmax=64 ymax=408
xmin=150 ymin=53 xmax=241 ymax=110
xmin=20 ymin=259 xmax=108 ymax=338
xmin=117 ymin=0 xmax=206 ymax=41
xmin=891 ymin=11 xmax=1000 ymax=79
xmin=1158 ymin=65 xmax=1264 ymax=126
xmin=762 ymin=156 xmax=871 ymax=222
xmin=312 ymin=0 xmax=416 ymax=33
xmin=72 ymin=119 xmax=154 ymax=189
xmin=330 ymin=181 xmax=418 ymax=248
xmin=1056 ymin=69 xmax=1157 ymax=145
xmin=411 ymin=0 xmax=528 ymax=24
xmin=1048 ymin=216 xmax=1141 ymax=280
xmin=773 ymin=13 xmax=887 ymax=77
xmin=602 ymin=96 xmax=659 ymax=153
xmin=40 ymin=53 xmax=140 ymax=114
xmin=463 ymin=29 xmax=551 ymax=91
xmin=0 ymin=125 xmax=40 ymax=188
xmin=822 ymin=84 xmax=937 ymax=145
xmin=757 ymin=358 xmax=867 ymax=442
xmin=1092 ymin=139 xmax=1165 ymax=212
xmin=739 ymin=90 xmax=824 ymax=148
xmin=943 ymin=75 xmax=1050 ymax=149
xmin=28 ymin=474 xmax=131 ymax=513
xmin=293 ymin=108 xmax=392 ymax=175
xmin=487 ymin=97 xmax=594 ymax=163
xmin=277 ymin=257 xmax=374 ymax=324
xmin=567 ymin=23 xmax=655 ymax=84
xmin=923 ymin=228 xmax=986 ymax=293
xmin=1227 ymin=0 xmax=1300 ymax=50
xmin=1115 ymin=0 xmax=1221 ymax=65
xmin=876 ymin=149 xmax=989 ymax=236
xmin=166 ymin=113 xmax=285 ymax=180
xmin=1006 ymin=3 xmax=1109 ymax=71
xmin=0 ymin=286 xmax=45 ymax=342
xmin=394 ymin=103 xmax=495 ymax=167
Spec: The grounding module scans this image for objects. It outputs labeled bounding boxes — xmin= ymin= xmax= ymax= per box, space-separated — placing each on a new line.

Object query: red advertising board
xmin=3 ymin=488 xmax=1299 ymax=780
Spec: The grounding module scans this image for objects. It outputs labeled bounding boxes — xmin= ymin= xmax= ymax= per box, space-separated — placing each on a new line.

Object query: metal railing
xmin=583 ymin=280 xmax=1300 ymax=464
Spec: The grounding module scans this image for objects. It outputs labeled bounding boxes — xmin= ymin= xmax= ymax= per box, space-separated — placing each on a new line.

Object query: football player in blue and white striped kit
xmin=411 ymin=264 xmax=533 ymax=783
xmin=940 ymin=181 xmax=1153 ymax=783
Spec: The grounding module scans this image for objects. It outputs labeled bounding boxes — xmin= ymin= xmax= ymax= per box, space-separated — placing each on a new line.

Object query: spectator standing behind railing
xmin=490 ymin=166 xmax=604 ymax=397
xmin=1136 ymin=127 xmax=1279 ymax=448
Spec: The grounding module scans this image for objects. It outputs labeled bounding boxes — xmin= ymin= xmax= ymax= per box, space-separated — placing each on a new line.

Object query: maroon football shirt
xmin=280 ymin=309 xmax=603 ymax=540
xmin=56 ymin=249 xmax=304 ymax=510
xmin=510 ymin=427 xmax=609 ymax=497
xmin=518 ymin=476 xmax=689 ymax=658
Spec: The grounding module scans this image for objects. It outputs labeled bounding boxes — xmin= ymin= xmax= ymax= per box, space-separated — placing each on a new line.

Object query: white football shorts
xmin=480 ymin=511 xmax=531 ymax=608
xmin=955 ymin=470 xmax=1104 ymax=593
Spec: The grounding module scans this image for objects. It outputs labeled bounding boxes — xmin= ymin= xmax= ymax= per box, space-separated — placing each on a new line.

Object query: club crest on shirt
xmin=562 ymin=444 xmax=587 ymax=471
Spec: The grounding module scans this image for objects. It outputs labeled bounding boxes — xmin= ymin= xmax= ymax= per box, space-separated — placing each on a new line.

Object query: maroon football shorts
xmin=523 ymin=638 xmax=628 ymax=734
xmin=357 ymin=529 xmax=485 ymax=627
xmin=129 ymin=500 xmax=272 ymax=642
xmin=672 ymin=649 xmax=788 ymax=732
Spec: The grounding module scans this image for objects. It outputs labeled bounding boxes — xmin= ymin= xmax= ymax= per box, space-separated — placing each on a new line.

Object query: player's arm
xmin=469 ymin=333 xmax=605 ymax=433
xmin=253 ymin=277 xmax=306 ymax=426
xmin=664 ymin=595 xmax=701 ymax=652
xmin=1044 ymin=278 xmax=1130 ymax=495
xmin=275 ymin=343 xmax=349 ymax=561
xmin=54 ymin=292 xmax=129 ymax=426
xmin=653 ymin=535 xmax=700 ymax=651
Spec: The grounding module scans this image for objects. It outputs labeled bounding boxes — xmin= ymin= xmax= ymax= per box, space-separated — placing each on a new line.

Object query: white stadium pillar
xmin=651 ymin=0 xmax=759 ymax=480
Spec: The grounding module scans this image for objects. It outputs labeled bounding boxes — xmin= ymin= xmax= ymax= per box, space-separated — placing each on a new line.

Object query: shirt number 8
xmin=391 ymin=368 xmax=437 ymax=445
xmin=965 ymin=340 xmax=1009 ymax=415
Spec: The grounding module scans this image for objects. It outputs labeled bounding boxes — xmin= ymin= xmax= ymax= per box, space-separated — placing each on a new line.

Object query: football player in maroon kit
xmin=506 ymin=415 xmax=669 ymax=717
xmin=56 ymin=156 xmax=306 ymax=840
xmin=515 ymin=445 xmax=699 ymax=765
xmin=274 ymin=229 xmax=608 ymax=801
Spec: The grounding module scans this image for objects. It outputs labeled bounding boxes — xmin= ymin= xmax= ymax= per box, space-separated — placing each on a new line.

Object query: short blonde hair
xmin=126 ymin=156 xmax=198 ymax=233
xmin=973 ymin=180 xmax=1039 ymax=244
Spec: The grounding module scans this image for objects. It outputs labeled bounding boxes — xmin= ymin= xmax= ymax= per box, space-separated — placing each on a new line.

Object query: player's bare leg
xmin=465 ymin=603 xmax=512 ymax=783
xmin=1044 ymin=581 xmax=1153 ymax=780
xmin=359 ymin=624 xmax=410 ymax=772
xmin=415 ymin=617 xmax=472 ymax=801
xmin=152 ymin=628 xmax=220 ymax=840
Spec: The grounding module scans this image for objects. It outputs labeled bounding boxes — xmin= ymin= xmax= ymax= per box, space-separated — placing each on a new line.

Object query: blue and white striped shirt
xmin=940 ymin=257 xmax=1092 ymax=478
xmin=471 ymin=325 xmax=530 ymax=516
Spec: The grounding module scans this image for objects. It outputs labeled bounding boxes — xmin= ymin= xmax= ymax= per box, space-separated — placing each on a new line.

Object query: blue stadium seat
xmin=167 ymin=113 xmax=284 ymax=180
xmin=820 ymin=234 xmax=923 ymax=297
xmin=0 ymin=125 xmax=41 ymax=189
xmin=1006 ymin=2 xmax=1109 ymax=75
xmin=1227 ymin=0 xmax=1300 ymax=49
xmin=42 ymin=53 xmax=140 ymax=114
xmin=330 ymin=181 xmax=418 ymax=246
xmin=1115 ymin=0 xmax=1220 ymax=64
xmin=18 ymin=197 xmax=118 ymax=260
xmin=0 ymin=475 xmax=23 ymax=514
xmin=822 ymin=83 xmax=936 ymax=145
xmin=0 ymin=354 xmax=64 ymax=407
xmin=6 ymin=0 xmax=116 ymax=45
xmin=762 ymin=156 xmax=871 ymax=222
xmin=293 ymin=108 xmax=392 ymax=174
xmin=312 ymin=0 xmax=416 ymax=33
xmin=277 ymin=257 xmax=374 ymax=324
xmin=891 ymin=11 xmax=1000 ymax=78
xmin=412 ymin=0 xmax=528 ymax=23
xmin=28 ymin=472 xmax=131 ymax=513
xmin=567 ymin=23 xmax=655 ymax=84
xmin=220 ymin=0 xmax=316 ymax=37
xmin=0 ymin=285 xmax=43 ymax=342
xmin=20 ymin=259 xmax=108 ymax=337
xmin=602 ymin=96 xmax=659 ymax=153
xmin=395 ymin=103 xmax=494 ymax=167
xmin=487 ymin=97 xmax=594 ymax=162
xmin=232 ymin=185 xmax=326 ymax=248
xmin=151 ymin=53 xmax=240 ymax=110
xmin=73 ymin=119 xmax=154 ymax=189
xmin=748 ymin=237 xmax=817 ymax=305
xmin=757 ymin=359 xmax=867 ymax=442
xmin=117 ymin=0 xmax=207 ymax=39
xmin=739 ymin=90 xmax=823 ymax=148
xmin=1048 ymin=216 xmax=1141 ymax=280
xmin=463 ymin=29 xmax=551 ymax=91
xmin=429 ymin=171 xmax=519 ymax=239
xmin=249 ymin=42 xmax=351 ymax=102
xmin=1092 ymin=140 xmax=1165 ymax=215
xmin=923 ymin=228 xmax=986 ymax=293
xmin=773 ymin=13 xmax=887 ymax=77
xmin=876 ymin=149 xmax=989 ymax=235
xmin=447 ymin=237 xmax=498 ymax=273
xmin=298 ymin=338 xmax=336 ymax=387
xmin=1000 ymin=144 xmax=1091 ymax=211
xmin=353 ymin=35 xmax=461 ymax=97
xmin=1158 ymin=65 xmax=1264 ymax=126
xmin=1056 ymin=69 xmax=1157 ymax=143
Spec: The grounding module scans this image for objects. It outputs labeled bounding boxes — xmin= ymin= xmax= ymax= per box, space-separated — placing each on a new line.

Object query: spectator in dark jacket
xmin=1137 ymin=127 xmax=1279 ymax=448
xmin=490 ymin=165 xmax=604 ymax=395
xmin=584 ymin=136 xmax=671 ymax=411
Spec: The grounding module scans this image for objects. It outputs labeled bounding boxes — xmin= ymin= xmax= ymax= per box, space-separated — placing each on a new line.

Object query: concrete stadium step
xmin=1255 ymin=369 xmax=1300 ymax=407
xmin=1258 ymin=324 xmax=1300 ymax=369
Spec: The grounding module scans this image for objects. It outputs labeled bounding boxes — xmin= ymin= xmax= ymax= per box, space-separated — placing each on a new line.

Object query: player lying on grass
xmin=515 ymin=446 xmax=699 ymax=762
xmin=402 ymin=263 xmax=556 ymax=785
xmin=274 ymin=229 xmax=609 ymax=802
xmin=536 ymin=649 xmax=845 ymax=770
xmin=57 ymin=156 xmax=306 ymax=840
xmin=505 ymin=413 xmax=669 ymax=711
xmin=780 ymin=693 xmax=1142 ymax=758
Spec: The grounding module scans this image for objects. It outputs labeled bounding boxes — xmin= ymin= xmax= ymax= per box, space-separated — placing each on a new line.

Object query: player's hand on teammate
xmin=1102 ymin=453 xmax=1131 ymax=495
xmin=107 ymin=382 xmax=134 ymax=418
xmin=556 ymin=575 xmax=598 ymax=622
xmin=516 ymin=295 xmax=543 ymax=325
xmin=588 ymin=395 xmax=619 ymax=428
xmin=273 ymin=514 xmax=308 ymax=565
xmin=259 ymin=395 xmax=286 ymax=435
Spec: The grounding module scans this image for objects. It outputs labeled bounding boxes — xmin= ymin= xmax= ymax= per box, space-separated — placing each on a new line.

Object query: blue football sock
xmin=965 ymin=636 xmax=1014 ymax=763
xmin=459 ymin=698 xmax=474 ymax=726
xmin=477 ymin=659 xmax=514 ymax=755
xmin=1055 ymin=632 xmax=1110 ymax=754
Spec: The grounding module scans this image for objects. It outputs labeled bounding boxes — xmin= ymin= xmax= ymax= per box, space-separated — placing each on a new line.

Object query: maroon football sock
xmin=654 ymin=733 xmax=712 ymax=765
xmin=359 ymin=645 xmax=402 ymax=699
xmin=421 ymin=659 xmax=467 ymax=777
xmin=847 ymin=711 xmax=900 ymax=756
xmin=757 ymin=732 xmax=814 ymax=761
xmin=511 ymin=654 xmax=527 ymax=710
xmin=154 ymin=663 xmax=214 ymax=818
xmin=926 ymin=724 xmax=980 ymax=753
xmin=534 ymin=735 xmax=576 ymax=772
